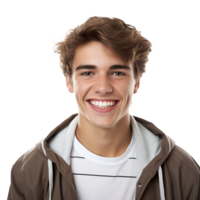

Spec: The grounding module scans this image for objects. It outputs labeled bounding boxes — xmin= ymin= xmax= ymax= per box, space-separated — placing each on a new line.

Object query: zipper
xmin=64 ymin=175 xmax=79 ymax=200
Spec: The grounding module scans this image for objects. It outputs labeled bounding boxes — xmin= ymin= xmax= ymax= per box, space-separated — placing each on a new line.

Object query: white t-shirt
xmin=70 ymin=131 xmax=137 ymax=200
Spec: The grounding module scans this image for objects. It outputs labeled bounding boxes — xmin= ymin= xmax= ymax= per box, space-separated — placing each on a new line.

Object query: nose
xmin=93 ymin=73 xmax=113 ymax=95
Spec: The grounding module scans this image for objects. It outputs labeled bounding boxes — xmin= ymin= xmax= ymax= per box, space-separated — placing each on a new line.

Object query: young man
xmin=8 ymin=17 xmax=200 ymax=200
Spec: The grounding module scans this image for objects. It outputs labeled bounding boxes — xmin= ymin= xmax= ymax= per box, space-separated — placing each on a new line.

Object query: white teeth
xmin=89 ymin=100 xmax=117 ymax=108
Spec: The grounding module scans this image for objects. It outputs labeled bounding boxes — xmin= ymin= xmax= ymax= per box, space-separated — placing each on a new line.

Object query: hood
xmin=36 ymin=113 xmax=175 ymax=200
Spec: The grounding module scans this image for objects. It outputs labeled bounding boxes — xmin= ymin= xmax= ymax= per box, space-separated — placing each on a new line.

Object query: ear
xmin=65 ymin=75 xmax=74 ymax=93
xmin=133 ymin=78 xmax=140 ymax=94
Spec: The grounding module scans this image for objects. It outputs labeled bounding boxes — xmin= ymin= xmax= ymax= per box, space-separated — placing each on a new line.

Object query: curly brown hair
xmin=54 ymin=16 xmax=152 ymax=83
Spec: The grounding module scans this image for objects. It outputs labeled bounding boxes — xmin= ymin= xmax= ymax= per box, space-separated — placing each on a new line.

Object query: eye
xmin=81 ymin=72 xmax=93 ymax=76
xmin=113 ymin=72 xmax=125 ymax=76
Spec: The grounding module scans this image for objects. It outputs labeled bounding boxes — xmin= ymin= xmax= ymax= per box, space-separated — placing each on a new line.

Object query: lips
xmin=86 ymin=100 xmax=120 ymax=113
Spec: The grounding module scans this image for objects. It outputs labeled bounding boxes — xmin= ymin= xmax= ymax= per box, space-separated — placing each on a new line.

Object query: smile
xmin=89 ymin=100 xmax=117 ymax=108
xmin=86 ymin=100 xmax=119 ymax=113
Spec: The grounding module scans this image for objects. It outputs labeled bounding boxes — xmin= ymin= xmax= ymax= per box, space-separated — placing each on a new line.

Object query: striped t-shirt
xmin=70 ymin=132 xmax=137 ymax=200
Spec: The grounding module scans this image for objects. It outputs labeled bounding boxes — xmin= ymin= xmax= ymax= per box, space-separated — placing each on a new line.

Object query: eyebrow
xmin=75 ymin=64 xmax=131 ymax=71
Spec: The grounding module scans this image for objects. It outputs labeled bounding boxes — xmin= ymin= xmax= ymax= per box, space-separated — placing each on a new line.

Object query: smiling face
xmin=65 ymin=41 xmax=140 ymax=129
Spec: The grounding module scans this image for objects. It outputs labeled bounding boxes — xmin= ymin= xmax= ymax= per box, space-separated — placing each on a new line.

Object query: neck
xmin=75 ymin=113 xmax=132 ymax=157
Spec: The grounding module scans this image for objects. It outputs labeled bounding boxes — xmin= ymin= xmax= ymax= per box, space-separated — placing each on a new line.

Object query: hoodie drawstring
xmin=158 ymin=165 xmax=165 ymax=200
xmin=42 ymin=139 xmax=53 ymax=200
xmin=47 ymin=159 xmax=53 ymax=200
xmin=157 ymin=135 xmax=171 ymax=200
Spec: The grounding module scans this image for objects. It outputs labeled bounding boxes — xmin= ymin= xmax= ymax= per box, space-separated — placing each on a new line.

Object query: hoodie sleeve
xmin=184 ymin=157 xmax=200 ymax=200
xmin=7 ymin=147 xmax=49 ymax=200
xmin=7 ymin=166 xmax=26 ymax=200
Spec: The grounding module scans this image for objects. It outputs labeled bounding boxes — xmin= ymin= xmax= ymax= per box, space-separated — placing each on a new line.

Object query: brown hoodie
xmin=7 ymin=113 xmax=200 ymax=200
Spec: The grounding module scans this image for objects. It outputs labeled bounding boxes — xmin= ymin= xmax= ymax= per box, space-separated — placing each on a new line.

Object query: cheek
xmin=74 ymin=79 xmax=91 ymax=102
xmin=115 ymin=79 xmax=134 ymax=96
xmin=126 ymin=81 xmax=135 ymax=105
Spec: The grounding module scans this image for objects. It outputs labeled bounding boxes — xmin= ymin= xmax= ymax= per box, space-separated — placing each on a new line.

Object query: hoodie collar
xmin=36 ymin=113 xmax=175 ymax=179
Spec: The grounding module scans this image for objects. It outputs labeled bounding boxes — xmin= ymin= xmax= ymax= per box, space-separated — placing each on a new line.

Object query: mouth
xmin=86 ymin=99 xmax=120 ymax=113
xmin=87 ymin=99 xmax=119 ymax=107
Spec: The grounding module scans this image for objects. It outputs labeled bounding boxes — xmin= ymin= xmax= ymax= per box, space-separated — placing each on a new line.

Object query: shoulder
xmin=164 ymin=144 xmax=200 ymax=183
xmin=11 ymin=146 xmax=48 ymax=183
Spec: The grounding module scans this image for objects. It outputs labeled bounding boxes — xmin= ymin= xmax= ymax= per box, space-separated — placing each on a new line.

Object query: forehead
xmin=72 ymin=41 xmax=130 ymax=68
